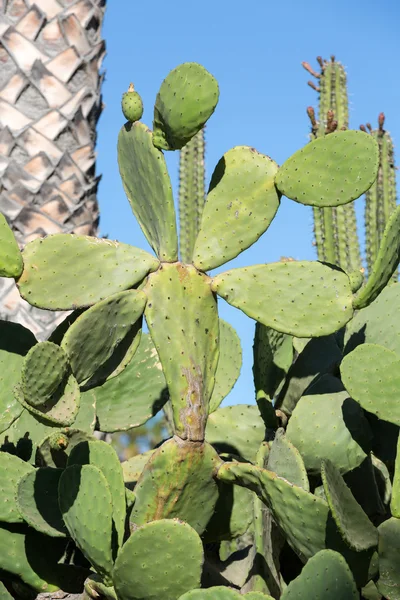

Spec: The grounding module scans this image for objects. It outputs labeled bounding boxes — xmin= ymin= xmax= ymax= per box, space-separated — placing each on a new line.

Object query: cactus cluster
xmin=0 ymin=61 xmax=399 ymax=600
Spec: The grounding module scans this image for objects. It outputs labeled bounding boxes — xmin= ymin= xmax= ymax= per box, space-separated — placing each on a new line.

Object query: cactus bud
xmin=48 ymin=431 xmax=69 ymax=451
xmin=121 ymin=83 xmax=144 ymax=123
xmin=360 ymin=124 xmax=367 ymax=132
xmin=378 ymin=112 xmax=385 ymax=132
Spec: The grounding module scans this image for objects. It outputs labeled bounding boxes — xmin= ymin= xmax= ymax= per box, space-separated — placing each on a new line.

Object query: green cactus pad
xmin=341 ymin=343 xmax=400 ymax=426
xmin=253 ymin=324 xmax=293 ymax=403
xmin=93 ymin=333 xmax=168 ymax=432
xmin=61 ymin=290 xmax=146 ymax=385
xmin=15 ymin=370 xmax=80 ymax=427
xmin=37 ymin=428 xmax=94 ymax=468
xmin=121 ymin=84 xmax=143 ymax=123
xmin=130 ymin=438 xmax=220 ymax=535
xmin=376 ymin=518 xmax=400 ymax=599
xmin=178 ymin=589 xmax=241 ymax=599
xmin=21 ymin=342 xmax=69 ymax=407
xmin=152 ymin=62 xmax=219 ymax=150
xmin=113 ymin=519 xmax=204 ymax=600
xmin=280 ymin=549 xmax=358 ymax=600
xmin=18 ymin=234 xmax=159 ymax=310
xmin=59 ymin=464 xmax=114 ymax=582
xmin=209 ymin=320 xmax=242 ymax=412
xmin=0 ymin=582 xmax=13 ymax=600
xmin=85 ymin=574 xmax=118 ymax=600
xmin=192 ymin=146 xmax=280 ymax=271
xmin=0 ymin=212 xmax=23 ymax=277
xmin=211 ymin=261 xmax=353 ymax=337
xmin=206 ymin=405 xmax=266 ymax=462
xmin=391 ymin=436 xmax=400 ymax=517
xmin=118 ymin=121 xmax=178 ymax=261
xmin=0 ymin=452 xmax=33 ymax=523
xmin=286 ymin=374 xmax=371 ymax=475
xmin=275 ymin=130 xmax=379 ymax=207
xmin=267 ymin=428 xmax=309 ymax=490
xmin=244 ymin=594 xmax=274 ymax=600
xmin=68 ymin=440 xmax=126 ymax=550
xmin=354 ymin=205 xmax=400 ymax=309
xmin=17 ymin=467 xmax=67 ymax=537
xmin=321 ymin=459 xmax=378 ymax=551
xmin=122 ymin=450 xmax=154 ymax=489
xmin=0 ymin=321 xmax=36 ymax=434
xmin=277 ymin=334 xmax=341 ymax=416
xmin=145 ymin=263 xmax=219 ymax=440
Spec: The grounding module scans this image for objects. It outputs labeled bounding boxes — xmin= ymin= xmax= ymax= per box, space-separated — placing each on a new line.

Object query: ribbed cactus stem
xmin=304 ymin=56 xmax=362 ymax=273
xmin=178 ymin=128 xmax=206 ymax=263
xmin=364 ymin=113 xmax=397 ymax=277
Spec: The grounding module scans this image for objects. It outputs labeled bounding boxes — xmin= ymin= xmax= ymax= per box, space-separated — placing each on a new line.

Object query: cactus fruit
xmin=121 ymin=83 xmax=144 ymax=123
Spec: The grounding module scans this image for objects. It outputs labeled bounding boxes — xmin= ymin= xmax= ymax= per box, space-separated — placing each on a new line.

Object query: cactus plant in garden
xmin=0 ymin=60 xmax=400 ymax=600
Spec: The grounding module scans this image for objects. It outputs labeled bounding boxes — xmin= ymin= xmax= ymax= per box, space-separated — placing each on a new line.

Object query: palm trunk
xmin=0 ymin=0 xmax=105 ymax=339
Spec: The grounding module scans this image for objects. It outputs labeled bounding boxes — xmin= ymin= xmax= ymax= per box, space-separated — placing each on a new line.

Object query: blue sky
xmin=96 ymin=0 xmax=400 ymax=406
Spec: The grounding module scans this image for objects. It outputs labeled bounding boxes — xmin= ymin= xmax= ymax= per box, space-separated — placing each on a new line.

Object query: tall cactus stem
xmin=178 ymin=128 xmax=206 ymax=264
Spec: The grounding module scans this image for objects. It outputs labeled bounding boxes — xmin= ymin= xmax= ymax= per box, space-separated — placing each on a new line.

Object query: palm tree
xmin=0 ymin=0 xmax=106 ymax=339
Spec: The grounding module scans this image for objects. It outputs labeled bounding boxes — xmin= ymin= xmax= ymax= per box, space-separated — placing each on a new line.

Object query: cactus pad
xmin=321 ymin=460 xmax=378 ymax=551
xmin=122 ymin=450 xmax=154 ymax=489
xmin=253 ymin=324 xmax=293 ymax=403
xmin=118 ymin=122 xmax=178 ymax=262
xmin=275 ymin=130 xmax=379 ymax=207
xmin=206 ymin=405 xmax=266 ymax=462
xmin=280 ymin=549 xmax=358 ymax=600
xmin=59 ymin=464 xmax=114 ymax=582
xmin=341 ymin=343 xmax=400 ymax=426
xmin=354 ymin=205 xmax=400 ymax=309
xmin=0 ymin=582 xmax=13 ymax=600
xmin=209 ymin=320 xmax=242 ymax=412
xmin=62 ymin=290 xmax=146 ymax=384
xmin=0 ymin=452 xmax=33 ymax=523
xmin=178 ymin=589 xmax=241 ymax=599
xmin=212 ymin=261 xmax=353 ymax=337
xmin=68 ymin=440 xmax=126 ymax=550
xmin=18 ymin=234 xmax=159 ymax=310
xmin=267 ymin=428 xmax=309 ymax=490
xmin=145 ymin=263 xmax=219 ymax=440
xmin=0 ymin=321 xmax=36 ymax=434
xmin=192 ymin=146 xmax=280 ymax=271
xmin=0 ymin=212 xmax=23 ymax=277
xmin=113 ymin=519 xmax=203 ymax=600
xmin=286 ymin=375 xmax=371 ymax=474
xmin=152 ymin=62 xmax=219 ymax=150
xmin=21 ymin=342 xmax=69 ymax=407
xmin=376 ymin=518 xmax=400 ymax=599
xmin=391 ymin=436 xmax=400 ymax=518
xmin=130 ymin=438 xmax=220 ymax=535
xmin=93 ymin=333 xmax=168 ymax=432
xmin=244 ymin=594 xmax=274 ymax=600
xmin=17 ymin=467 xmax=67 ymax=537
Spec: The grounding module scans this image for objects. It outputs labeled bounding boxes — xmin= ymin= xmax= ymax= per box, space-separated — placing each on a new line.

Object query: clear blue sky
xmin=96 ymin=0 xmax=400 ymax=407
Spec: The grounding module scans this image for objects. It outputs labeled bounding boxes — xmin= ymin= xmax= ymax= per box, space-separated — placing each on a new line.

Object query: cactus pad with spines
xmin=376 ymin=518 xmax=400 ymax=599
xmin=206 ymin=405 xmax=266 ymax=462
xmin=17 ymin=468 xmax=67 ymax=537
xmin=267 ymin=428 xmax=309 ymax=490
xmin=275 ymin=130 xmax=379 ymax=207
xmin=21 ymin=342 xmax=69 ymax=407
xmin=152 ymin=62 xmax=219 ymax=150
xmin=130 ymin=438 xmax=220 ymax=535
xmin=0 ymin=213 xmax=23 ymax=277
xmin=0 ymin=453 xmax=33 ymax=523
xmin=341 ymin=343 xmax=400 ymax=426
xmin=321 ymin=459 xmax=378 ymax=551
xmin=253 ymin=324 xmax=293 ymax=403
xmin=122 ymin=450 xmax=154 ymax=489
xmin=212 ymin=261 xmax=354 ymax=337
xmin=391 ymin=436 xmax=400 ymax=518
xmin=18 ymin=234 xmax=159 ymax=310
xmin=178 ymin=589 xmax=241 ymax=599
xmin=93 ymin=333 xmax=168 ymax=432
xmin=280 ymin=550 xmax=358 ymax=600
xmin=353 ymin=205 xmax=400 ymax=309
xmin=244 ymin=594 xmax=274 ymax=600
xmin=144 ymin=262 xmax=219 ymax=440
xmin=67 ymin=440 xmax=126 ymax=549
xmin=209 ymin=320 xmax=242 ymax=413
xmin=286 ymin=375 xmax=371 ymax=474
xmin=0 ymin=582 xmax=13 ymax=600
xmin=61 ymin=290 xmax=146 ymax=385
xmin=59 ymin=464 xmax=114 ymax=583
xmin=192 ymin=146 xmax=280 ymax=271
xmin=0 ymin=321 xmax=36 ymax=434
xmin=113 ymin=519 xmax=204 ymax=600
xmin=118 ymin=122 xmax=178 ymax=261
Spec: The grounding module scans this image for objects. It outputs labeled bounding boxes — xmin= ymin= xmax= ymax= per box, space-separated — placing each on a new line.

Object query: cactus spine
xmin=362 ymin=114 xmax=398 ymax=278
xmin=178 ymin=128 xmax=206 ymax=263
xmin=304 ymin=56 xmax=362 ymax=273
